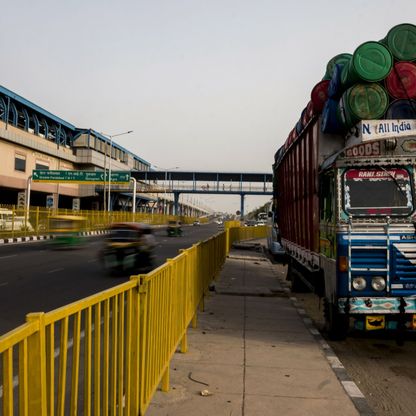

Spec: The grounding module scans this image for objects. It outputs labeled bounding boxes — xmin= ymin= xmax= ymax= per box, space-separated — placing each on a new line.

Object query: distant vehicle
xmin=244 ymin=220 xmax=257 ymax=227
xmin=49 ymin=215 xmax=87 ymax=248
xmin=193 ymin=220 xmax=201 ymax=226
xmin=257 ymin=212 xmax=268 ymax=222
xmin=101 ymin=222 xmax=155 ymax=275
xmin=256 ymin=220 xmax=267 ymax=226
xmin=215 ymin=219 xmax=223 ymax=225
xmin=167 ymin=220 xmax=183 ymax=236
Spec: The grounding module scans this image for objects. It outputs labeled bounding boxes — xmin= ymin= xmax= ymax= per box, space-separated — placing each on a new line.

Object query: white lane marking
xmin=0 ymin=255 xmax=17 ymax=259
xmin=47 ymin=268 xmax=64 ymax=274
xmin=0 ymin=282 xmax=8 ymax=287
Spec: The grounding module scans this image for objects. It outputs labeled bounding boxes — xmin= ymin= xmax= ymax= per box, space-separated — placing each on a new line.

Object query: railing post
xmin=161 ymin=366 xmax=170 ymax=392
xmin=128 ymin=275 xmax=145 ymax=415
xmin=26 ymin=312 xmax=47 ymax=416
xmin=159 ymin=259 xmax=176 ymax=393
xmin=180 ymin=331 xmax=188 ymax=353
xmin=179 ymin=248 xmax=190 ymax=353
xmin=225 ymin=228 xmax=230 ymax=256
xmin=199 ymin=295 xmax=205 ymax=312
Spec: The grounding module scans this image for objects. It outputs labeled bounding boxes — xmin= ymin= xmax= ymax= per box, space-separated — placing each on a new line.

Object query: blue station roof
xmin=0 ymin=85 xmax=76 ymax=130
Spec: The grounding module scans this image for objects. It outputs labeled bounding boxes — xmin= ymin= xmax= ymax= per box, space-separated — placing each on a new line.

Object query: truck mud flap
xmin=396 ymin=297 xmax=407 ymax=346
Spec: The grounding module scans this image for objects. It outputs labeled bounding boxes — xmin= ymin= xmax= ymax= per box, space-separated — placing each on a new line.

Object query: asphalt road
xmin=0 ymin=222 xmax=221 ymax=336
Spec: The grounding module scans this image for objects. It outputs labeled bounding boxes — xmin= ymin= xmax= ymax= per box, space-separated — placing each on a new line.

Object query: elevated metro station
xmin=0 ymin=84 xmax=271 ymax=217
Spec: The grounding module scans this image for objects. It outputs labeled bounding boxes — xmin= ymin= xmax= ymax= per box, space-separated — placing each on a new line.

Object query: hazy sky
xmin=1 ymin=0 xmax=414 ymax=213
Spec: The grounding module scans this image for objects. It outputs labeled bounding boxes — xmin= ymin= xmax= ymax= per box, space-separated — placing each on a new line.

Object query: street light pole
xmin=130 ymin=177 xmax=137 ymax=214
xmin=102 ymin=130 xmax=133 ymax=212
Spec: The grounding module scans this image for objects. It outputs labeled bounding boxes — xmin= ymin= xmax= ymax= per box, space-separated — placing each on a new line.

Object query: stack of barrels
xmin=295 ymin=23 xmax=416 ymax=138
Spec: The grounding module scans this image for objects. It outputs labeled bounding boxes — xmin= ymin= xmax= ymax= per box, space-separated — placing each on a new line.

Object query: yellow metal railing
xmin=0 ymin=229 xmax=229 ymax=415
xmin=0 ymin=205 xmax=202 ymax=239
xmin=227 ymin=223 xmax=267 ymax=251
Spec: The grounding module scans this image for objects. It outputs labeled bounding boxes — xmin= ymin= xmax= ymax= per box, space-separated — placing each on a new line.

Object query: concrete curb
xmin=0 ymin=235 xmax=53 ymax=244
xmin=267 ymin=249 xmax=374 ymax=414
xmin=79 ymin=230 xmax=108 ymax=237
xmin=289 ymin=296 xmax=375 ymax=416
xmin=0 ymin=224 xmax=193 ymax=246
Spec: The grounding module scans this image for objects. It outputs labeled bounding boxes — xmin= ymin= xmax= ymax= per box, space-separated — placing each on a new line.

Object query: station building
xmin=0 ymin=85 xmax=153 ymax=211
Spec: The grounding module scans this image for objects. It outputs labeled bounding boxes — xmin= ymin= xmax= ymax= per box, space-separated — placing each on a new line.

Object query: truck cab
xmin=319 ymin=122 xmax=416 ymax=338
xmin=274 ymin=117 xmax=416 ymax=340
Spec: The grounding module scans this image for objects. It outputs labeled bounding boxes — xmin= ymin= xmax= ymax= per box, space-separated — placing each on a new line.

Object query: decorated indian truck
xmin=273 ymin=118 xmax=416 ymax=339
xmin=273 ymin=23 xmax=416 ymax=340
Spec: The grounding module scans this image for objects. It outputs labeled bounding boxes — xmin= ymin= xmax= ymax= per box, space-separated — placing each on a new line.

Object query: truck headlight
xmin=371 ymin=277 xmax=386 ymax=291
xmin=352 ymin=277 xmax=367 ymax=291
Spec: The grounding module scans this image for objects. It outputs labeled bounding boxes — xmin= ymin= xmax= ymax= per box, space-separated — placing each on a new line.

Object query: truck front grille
xmin=392 ymin=243 xmax=416 ymax=279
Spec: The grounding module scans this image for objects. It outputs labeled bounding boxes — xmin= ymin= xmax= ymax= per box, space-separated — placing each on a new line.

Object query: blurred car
xmin=193 ymin=220 xmax=201 ymax=226
xmin=101 ymin=222 xmax=156 ymax=275
xmin=167 ymin=220 xmax=183 ymax=237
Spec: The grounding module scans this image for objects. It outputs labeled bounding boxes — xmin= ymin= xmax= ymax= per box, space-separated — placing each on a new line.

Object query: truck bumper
xmin=338 ymin=297 xmax=416 ymax=314
xmin=338 ymin=297 xmax=416 ymax=330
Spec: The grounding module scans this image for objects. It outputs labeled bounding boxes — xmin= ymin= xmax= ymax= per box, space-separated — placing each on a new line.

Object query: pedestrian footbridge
xmin=133 ymin=170 xmax=273 ymax=216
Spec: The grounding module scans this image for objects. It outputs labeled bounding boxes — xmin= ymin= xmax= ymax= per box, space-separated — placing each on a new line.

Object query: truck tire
xmin=324 ymin=298 xmax=349 ymax=341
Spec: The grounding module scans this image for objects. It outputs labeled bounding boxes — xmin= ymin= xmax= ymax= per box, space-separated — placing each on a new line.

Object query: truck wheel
xmin=324 ymin=298 xmax=349 ymax=341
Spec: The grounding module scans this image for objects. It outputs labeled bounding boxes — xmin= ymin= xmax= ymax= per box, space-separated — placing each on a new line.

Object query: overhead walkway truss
xmin=132 ymin=171 xmax=273 ymax=216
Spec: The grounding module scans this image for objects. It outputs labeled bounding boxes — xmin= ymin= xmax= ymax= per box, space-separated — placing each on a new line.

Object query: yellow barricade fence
xmin=0 ymin=229 xmax=231 ymax=415
xmin=227 ymin=224 xmax=267 ymax=251
xmin=0 ymin=205 xmax=201 ymax=239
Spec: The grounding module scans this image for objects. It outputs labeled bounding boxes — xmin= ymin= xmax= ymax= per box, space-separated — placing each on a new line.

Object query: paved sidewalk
xmin=147 ymin=240 xmax=371 ymax=416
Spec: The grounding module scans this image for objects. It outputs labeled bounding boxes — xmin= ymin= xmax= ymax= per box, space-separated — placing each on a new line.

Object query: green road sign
xmin=32 ymin=170 xmax=131 ymax=184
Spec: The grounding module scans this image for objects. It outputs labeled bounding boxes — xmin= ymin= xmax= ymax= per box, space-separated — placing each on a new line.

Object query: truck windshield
xmin=344 ymin=168 xmax=413 ymax=216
